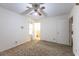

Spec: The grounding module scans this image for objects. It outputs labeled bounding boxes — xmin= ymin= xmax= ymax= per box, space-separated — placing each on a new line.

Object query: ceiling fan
xmin=21 ymin=3 xmax=47 ymax=16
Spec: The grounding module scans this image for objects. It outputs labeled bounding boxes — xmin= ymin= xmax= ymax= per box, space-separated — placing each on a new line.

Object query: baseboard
xmin=41 ymin=39 xmax=70 ymax=46
xmin=0 ymin=39 xmax=31 ymax=52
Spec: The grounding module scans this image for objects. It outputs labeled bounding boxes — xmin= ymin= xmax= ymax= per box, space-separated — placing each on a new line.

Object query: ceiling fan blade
xmin=39 ymin=9 xmax=47 ymax=16
xmin=37 ymin=11 xmax=42 ymax=16
xmin=21 ymin=8 xmax=33 ymax=15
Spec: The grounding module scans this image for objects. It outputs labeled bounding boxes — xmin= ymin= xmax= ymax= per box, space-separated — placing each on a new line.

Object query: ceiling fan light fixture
xmin=33 ymin=12 xmax=38 ymax=16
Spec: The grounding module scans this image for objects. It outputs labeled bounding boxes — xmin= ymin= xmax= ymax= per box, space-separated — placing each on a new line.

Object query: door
xmin=29 ymin=23 xmax=33 ymax=40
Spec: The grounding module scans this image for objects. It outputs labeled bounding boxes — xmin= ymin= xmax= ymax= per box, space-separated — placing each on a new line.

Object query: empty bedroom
xmin=0 ymin=3 xmax=79 ymax=56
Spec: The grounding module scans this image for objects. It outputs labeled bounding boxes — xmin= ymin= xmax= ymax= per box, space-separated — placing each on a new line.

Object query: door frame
xmin=69 ymin=16 xmax=73 ymax=46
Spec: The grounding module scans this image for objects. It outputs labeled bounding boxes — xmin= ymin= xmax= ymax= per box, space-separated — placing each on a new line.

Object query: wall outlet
xmin=75 ymin=49 xmax=77 ymax=53
xmin=57 ymin=32 xmax=59 ymax=34
xmin=15 ymin=41 xmax=18 ymax=44
xmin=21 ymin=26 xmax=24 ymax=29
xmin=53 ymin=38 xmax=55 ymax=40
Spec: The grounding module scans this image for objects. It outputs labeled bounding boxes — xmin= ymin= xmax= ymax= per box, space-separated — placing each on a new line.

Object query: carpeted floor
xmin=0 ymin=40 xmax=74 ymax=56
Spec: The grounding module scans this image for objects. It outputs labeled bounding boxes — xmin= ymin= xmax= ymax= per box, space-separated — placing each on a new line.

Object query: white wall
xmin=39 ymin=14 xmax=69 ymax=45
xmin=0 ymin=7 xmax=30 ymax=52
xmin=0 ymin=5 xmax=72 ymax=52
xmin=69 ymin=5 xmax=79 ymax=56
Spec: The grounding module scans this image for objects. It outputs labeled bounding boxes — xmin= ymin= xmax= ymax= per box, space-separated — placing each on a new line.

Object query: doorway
xmin=34 ymin=23 xmax=40 ymax=40
xmin=29 ymin=23 xmax=40 ymax=40
xmin=69 ymin=16 xmax=73 ymax=46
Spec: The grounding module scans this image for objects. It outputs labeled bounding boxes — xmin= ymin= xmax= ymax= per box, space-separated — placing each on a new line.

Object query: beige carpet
xmin=0 ymin=40 xmax=74 ymax=56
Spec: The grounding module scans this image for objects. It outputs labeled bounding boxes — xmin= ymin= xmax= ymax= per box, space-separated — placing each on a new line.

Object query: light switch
xmin=21 ymin=26 xmax=24 ymax=29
